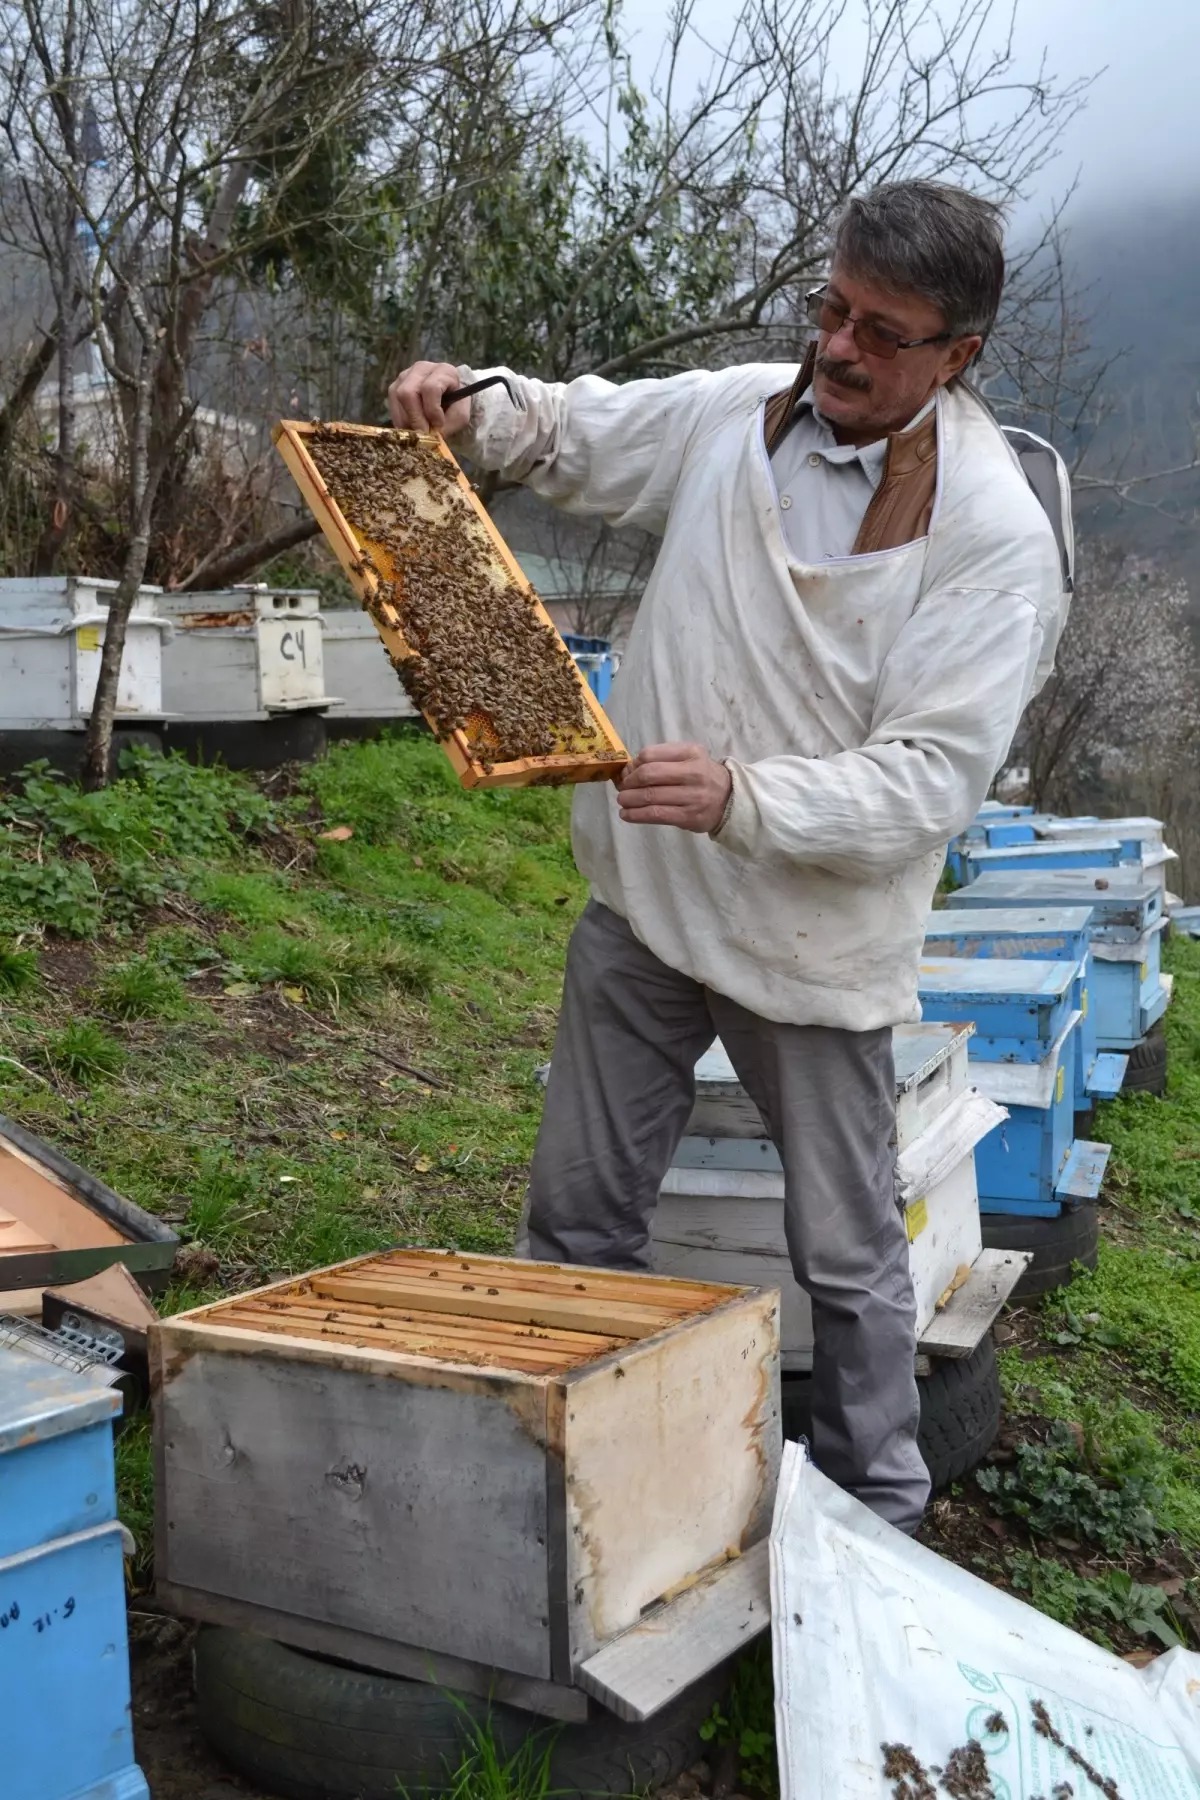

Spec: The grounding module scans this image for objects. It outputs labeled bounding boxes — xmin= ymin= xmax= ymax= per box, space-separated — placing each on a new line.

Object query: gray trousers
xmin=524 ymin=900 xmax=930 ymax=1532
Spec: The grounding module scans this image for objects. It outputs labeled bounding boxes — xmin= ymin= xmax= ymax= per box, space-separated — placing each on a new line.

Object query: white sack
xmin=771 ymin=1441 xmax=1200 ymax=1799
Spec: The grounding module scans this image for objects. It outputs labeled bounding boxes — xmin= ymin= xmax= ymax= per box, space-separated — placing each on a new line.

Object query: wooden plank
xmin=576 ymin=1539 xmax=770 ymax=1722
xmin=232 ymin=1293 xmax=623 ymax=1355
xmin=917 ymin=1248 xmax=1032 ymax=1356
xmin=564 ymin=1293 xmax=780 ymax=1665
xmin=208 ymin=1307 xmax=597 ymax=1373
xmin=309 ymin=1274 xmax=675 ymax=1341
xmin=0 ymin=1209 xmax=56 ymax=1254
xmin=0 ymin=1146 xmax=129 ymax=1251
xmin=344 ymin=1251 xmax=718 ymax=1313
xmin=157 ymin=1345 xmax=554 ymax=1677
xmin=156 ymin=1581 xmax=589 ymax=1722
xmin=43 ymin=1262 xmax=158 ymax=1348
xmin=272 ymin=421 xmax=629 ymax=791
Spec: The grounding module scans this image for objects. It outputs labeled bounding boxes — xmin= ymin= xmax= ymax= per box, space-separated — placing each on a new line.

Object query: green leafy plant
xmin=0 ymin=942 xmax=37 ymax=994
xmin=1008 ymin=1552 xmax=1185 ymax=1650
xmin=98 ymin=956 xmax=187 ymax=1020
xmin=977 ymin=1422 xmax=1165 ymax=1555
xmin=44 ymin=1019 xmax=125 ymax=1080
xmin=699 ymin=1640 xmax=778 ymax=1798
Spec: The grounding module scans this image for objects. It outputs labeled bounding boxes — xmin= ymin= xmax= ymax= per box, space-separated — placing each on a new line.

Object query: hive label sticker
xmin=905 ymin=1197 xmax=928 ymax=1243
xmin=76 ymin=625 xmax=100 ymax=652
xmin=1140 ymin=962 xmax=1148 ymax=982
xmin=1081 ymin=987 xmax=1089 ymax=1017
xmin=1055 ymin=1066 xmax=1065 ymax=1104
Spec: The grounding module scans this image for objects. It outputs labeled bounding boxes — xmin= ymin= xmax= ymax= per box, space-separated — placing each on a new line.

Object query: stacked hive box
xmin=923 ymin=907 xmax=1128 ymax=1117
xmin=649 ymin=1024 xmax=1024 ymax=1368
xmin=953 ymin=869 xmax=1169 ymax=1053
xmin=1 ymin=1349 xmax=148 ymax=1800
xmin=917 ymin=957 xmax=1111 ymax=1218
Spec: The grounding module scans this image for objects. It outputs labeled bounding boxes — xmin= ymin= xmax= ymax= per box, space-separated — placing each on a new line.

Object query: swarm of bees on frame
xmin=307 ymin=429 xmax=612 ymax=768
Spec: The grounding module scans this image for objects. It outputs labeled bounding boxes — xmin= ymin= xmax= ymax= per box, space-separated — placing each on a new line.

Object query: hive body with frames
xmin=273 ymin=420 xmax=629 ymax=788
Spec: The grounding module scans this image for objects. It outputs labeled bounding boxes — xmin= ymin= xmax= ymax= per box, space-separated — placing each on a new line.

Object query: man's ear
xmin=938 ymin=334 xmax=984 ymax=385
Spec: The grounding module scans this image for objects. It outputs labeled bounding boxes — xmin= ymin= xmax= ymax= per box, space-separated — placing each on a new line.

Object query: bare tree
xmin=1014 ymin=543 xmax=1200 ymax=816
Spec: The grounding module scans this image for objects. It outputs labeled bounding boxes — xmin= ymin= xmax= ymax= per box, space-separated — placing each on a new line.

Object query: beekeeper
xmin=389 ymin=179 xmax=1070 ymax=1534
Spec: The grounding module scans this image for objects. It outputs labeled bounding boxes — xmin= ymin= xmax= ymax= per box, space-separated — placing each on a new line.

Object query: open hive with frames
xmin=273 ymin=420 xmax=629 ymax=789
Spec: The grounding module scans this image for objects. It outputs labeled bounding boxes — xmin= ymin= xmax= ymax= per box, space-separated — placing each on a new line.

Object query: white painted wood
xmin=0 ymin=577 xmax=167 ymax=726
xmin=686 ymin=1025 xmax=969 ymax=1150
xmin=1091 ymin=920 xmax=1168 ymax=963
xmin=322 ymin=612 xmax=418 ymax=718
xmin=917 ymin=1248 xmax=1031 ymax=1356
xmin=1162 ymin=973 xmax=1175 ymax=1005
xmin=895 ymin=1087 xmax=1006 ymax=1203
xmin=562 ymin=1296 xmax=779 ymax=1665
xmin=576 ymin=1539 xmax=770 ymax=1721
xmin=654 ymin=1126 xmax=988 ymax=1365
xmin=968 ymin=1010 xmax=1081 ymax=1109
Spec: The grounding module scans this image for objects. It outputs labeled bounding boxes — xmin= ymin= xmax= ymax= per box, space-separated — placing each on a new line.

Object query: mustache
xmin=816 ymin=354 xmax=871 ymax=393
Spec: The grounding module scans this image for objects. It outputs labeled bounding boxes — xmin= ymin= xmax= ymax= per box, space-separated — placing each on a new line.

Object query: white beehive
xmin=0 ymin=577 xmax=169 ymax=728
xmin=321 ymin=610 xmax=419 ymax=721
xmin=158 ymin=586 xmax=338 ymax=719
xmin=653 ymin=1024 xmax=1017 ymax=1369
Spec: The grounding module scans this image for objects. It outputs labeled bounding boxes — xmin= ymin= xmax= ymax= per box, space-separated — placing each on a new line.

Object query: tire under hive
xmin=272 ymin=420 xmax=629 ymax=788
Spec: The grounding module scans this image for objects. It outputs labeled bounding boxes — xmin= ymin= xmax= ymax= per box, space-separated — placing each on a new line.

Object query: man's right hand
xmin=388 ymin=361 xmax=473 ymax=436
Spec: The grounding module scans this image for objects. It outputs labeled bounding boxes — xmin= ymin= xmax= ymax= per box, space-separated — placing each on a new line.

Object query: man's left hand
xmin=617 ymin=742 xmax=732 ymax=834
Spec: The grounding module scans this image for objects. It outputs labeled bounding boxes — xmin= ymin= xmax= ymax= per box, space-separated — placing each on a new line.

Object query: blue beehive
xmin=952 ymin=872 xmax=1168 ymax=1053
xmin=917 ymin=957 xmax=1111 ymax=1216
xmin=917 ymin=956 xmax=1076 ymax=1062
xmin=969 ymin=1029 xmax=1112 ymax=1218
xmin=922 ymin=908 xmax=1127 ymax=1106
xmin=961 ymin=837 xmax=1139 ymax=884
xmin=0 ymin=1347 xmax=148 ymax=1800
xmin=952 ymin=869 xmax=1162 ymax=941
xmin=561 ymin=634 xmax=616 ymax=704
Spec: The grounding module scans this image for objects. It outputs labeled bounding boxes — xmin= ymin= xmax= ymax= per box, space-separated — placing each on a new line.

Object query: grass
xmin=2 ymin=742 xmax=1199 ymax=1797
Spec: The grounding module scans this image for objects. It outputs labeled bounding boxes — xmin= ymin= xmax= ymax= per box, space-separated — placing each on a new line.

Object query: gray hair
xmin=832 ymin=181 xmax=1005 ymax=348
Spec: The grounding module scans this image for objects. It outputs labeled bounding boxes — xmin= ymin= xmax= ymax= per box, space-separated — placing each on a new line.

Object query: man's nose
xmin=824 ymin=317 xmax=861 ymax=362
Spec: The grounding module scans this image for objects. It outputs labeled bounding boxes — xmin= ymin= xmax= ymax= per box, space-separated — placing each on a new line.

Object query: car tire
xmin=194 ymin=1626 xmax=726 ymax=1800
xmin=981 ymin=1203 xmax=1099 ymax=1299
xmin=1122 ymin=1023 xmax=1168 ymax=1097
xmin=781 ymin=1334 xmax=1001 ymax=1495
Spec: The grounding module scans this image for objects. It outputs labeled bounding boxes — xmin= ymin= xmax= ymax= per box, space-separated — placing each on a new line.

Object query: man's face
xmin=811 ymin=262 xmax=983 ymax=443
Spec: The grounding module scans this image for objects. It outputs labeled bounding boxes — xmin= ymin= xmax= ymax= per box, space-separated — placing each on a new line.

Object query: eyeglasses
xmin=805 ymin=287 xmax=952 ymax=361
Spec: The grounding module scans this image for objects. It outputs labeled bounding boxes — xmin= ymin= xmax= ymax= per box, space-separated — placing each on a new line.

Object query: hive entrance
xmin=202 ymin=1248 xmax=731 ymax=1376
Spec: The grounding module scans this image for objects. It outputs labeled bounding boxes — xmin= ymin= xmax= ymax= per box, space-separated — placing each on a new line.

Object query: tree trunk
xmin=82 ymin=340 xmax=157 ymax=791
xmin=35 ymin=306 xmax=79 ymax=574
xmin=79 ymin=547 xmax=152 ymax=791
xmin=178 ymin=515 xmax=320 ymax=590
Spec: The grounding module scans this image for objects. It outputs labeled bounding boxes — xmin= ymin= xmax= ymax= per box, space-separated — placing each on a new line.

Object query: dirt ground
xmin=130 ymin=1613 xmax=267 ymax=1800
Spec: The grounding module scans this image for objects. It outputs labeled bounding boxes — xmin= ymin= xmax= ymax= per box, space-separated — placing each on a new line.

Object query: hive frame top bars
xmin=273 ymin=420 xmax=629 ymax=789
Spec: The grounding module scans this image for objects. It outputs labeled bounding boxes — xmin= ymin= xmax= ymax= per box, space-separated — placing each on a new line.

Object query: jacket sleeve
xmin=713 ymin=582 xmax=1046 ymax=877
xmin=451 ymin=362 xmax=780 ymax=537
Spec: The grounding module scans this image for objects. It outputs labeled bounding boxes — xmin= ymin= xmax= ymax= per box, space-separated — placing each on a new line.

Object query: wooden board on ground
xmin=154 ymin=1247 xmax=780 ymax=1696
xmin=273 ymin=420 xmax=628 ymax=789
xmin=0 ymin=1114 xmax=178 ymax=1295
xmin=576 ymin=1538 xmax=770 ymax=1722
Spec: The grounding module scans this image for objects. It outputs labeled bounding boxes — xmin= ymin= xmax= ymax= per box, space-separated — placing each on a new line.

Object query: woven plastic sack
xmin=771 ymin=1442 xmax=1200 ymax=1798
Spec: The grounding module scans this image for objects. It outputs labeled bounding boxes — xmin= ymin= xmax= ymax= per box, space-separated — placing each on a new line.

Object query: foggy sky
xmin=626 ymin=0 xmax=1199 ymax=225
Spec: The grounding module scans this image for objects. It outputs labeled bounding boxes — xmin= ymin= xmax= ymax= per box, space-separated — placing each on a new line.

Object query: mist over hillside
xmin=1058 ymin=195 xmax=1200 ymax=595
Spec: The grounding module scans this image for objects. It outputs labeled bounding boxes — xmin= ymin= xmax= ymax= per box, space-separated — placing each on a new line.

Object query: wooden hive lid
xmin=178 ymin=1248 xmax=743 ymax=1376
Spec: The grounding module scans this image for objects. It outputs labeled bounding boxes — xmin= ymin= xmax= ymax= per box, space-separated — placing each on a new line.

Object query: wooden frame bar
xmin=272 ymin=420 xmax=629 ymax=789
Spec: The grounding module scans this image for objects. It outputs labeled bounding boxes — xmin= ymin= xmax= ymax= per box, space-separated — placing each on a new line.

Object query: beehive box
xmin=654 ymin=1028 xmax=1017 ymax=1368
xmin=273 ymin=421 xmax=628 ymax=788
xmin=153 ymin=1248 xmax=779 ymax=1710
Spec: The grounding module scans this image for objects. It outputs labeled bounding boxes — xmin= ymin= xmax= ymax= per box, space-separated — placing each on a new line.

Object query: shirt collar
xmin=794 ymin=387 xmax=937 ymax=480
